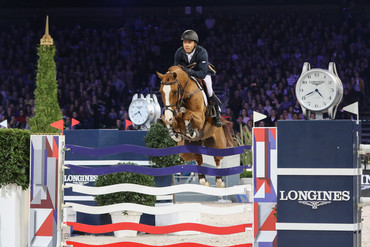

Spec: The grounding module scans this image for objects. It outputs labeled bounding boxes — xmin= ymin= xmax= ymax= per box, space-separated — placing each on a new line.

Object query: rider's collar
xmin=186 ymin=49 xmax=196 ymax=63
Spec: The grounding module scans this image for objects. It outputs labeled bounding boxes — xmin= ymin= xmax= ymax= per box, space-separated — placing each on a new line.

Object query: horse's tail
xmin=222 ymin=119 xmax=236 ymax=147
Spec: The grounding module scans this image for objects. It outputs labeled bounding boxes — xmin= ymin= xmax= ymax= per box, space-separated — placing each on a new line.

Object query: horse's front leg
xmin=165 ymin=124 xmax=183 ymax=143
xmin=183 ymin=111 xmax=204 ymax=139
xmin=214 ymin=157 xmax=225 ymax=188
xmin=162 ymin=115 xmax=184 ymax=143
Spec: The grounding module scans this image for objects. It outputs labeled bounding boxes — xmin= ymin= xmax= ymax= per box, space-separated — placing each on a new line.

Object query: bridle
xmin=160 ymin=71 xmax=202 ymax=117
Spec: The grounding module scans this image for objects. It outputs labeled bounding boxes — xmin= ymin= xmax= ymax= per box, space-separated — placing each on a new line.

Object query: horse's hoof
xmin=216 ymin=179 xmax=225 ymax=188
xmin=186 ymin=129 xmax=199 ymax=139
xmin=171 ymin=134 xmax=183 ymax=142
xmin=199 ymin=178 xmax=210 ymax=186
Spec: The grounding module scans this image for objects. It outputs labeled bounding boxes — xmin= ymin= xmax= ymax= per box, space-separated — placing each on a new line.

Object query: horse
xmin=156 ymin=65 xmax=235 ymax=187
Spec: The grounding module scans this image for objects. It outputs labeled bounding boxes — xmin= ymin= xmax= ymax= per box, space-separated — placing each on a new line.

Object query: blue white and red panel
xmin=253 ymin=127 xmax=277 ymax=247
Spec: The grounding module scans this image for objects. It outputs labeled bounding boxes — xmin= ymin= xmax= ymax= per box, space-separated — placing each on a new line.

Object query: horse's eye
xmin=173 ymin=91 xmax=178 ymax=95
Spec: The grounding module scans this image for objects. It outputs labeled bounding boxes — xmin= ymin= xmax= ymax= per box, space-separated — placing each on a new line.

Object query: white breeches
xmin=204 ymin=75 xmax=213 ymax=97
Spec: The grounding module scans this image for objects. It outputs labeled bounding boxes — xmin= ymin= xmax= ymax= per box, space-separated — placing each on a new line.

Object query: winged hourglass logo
xmin=298 ymin=201 xmax=331 ymax=209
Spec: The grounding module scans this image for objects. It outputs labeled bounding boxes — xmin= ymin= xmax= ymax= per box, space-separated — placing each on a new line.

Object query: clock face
xmin=129 ymin=99 xmax=149 ymax=125
xmin=296 ymin=69 xmax=338 ymax=112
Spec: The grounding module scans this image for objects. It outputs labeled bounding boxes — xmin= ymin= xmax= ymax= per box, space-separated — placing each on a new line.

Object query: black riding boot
xmin=210 ymin=94 xmax=222 ymax=127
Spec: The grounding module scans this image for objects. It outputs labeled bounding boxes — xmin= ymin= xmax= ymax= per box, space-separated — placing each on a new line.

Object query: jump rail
xmin=64 ymin=202 xmax=250 ymax=215
xmin=64 ymin=163 xmax=250 ymax=176
xmin=65 ymin=183 xmax=251 ymax=196
xmin=65 ymin=222 xmax=253 ymax=235
xmin=65 ymin=242 xmax=253 ymax=247
xmin=65 ymin=144 xmax=251 ymax=157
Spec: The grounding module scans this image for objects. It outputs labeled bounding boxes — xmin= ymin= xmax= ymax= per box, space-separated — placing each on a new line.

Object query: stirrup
xmin=213 ymin=115 xmax=222 ymax=127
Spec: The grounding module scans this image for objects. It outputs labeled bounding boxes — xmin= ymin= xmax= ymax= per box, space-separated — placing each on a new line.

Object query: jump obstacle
xmin=29 ymin=120 xmax=369 ymax=247
xmin=29 ymin=133 xmax=258 ymax=247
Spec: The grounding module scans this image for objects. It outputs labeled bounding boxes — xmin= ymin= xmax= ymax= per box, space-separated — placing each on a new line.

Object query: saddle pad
xmin=190 ymin=76 xmax=208 ymax=106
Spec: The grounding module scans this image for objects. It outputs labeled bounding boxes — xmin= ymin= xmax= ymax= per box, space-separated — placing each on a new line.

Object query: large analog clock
xmin=129 ymin=98 xmax=150 ymax=125
xmin=128 ymin=94 xmax=160 ymax=130
xmin=295 ymin=62 xmax=343 ymax=119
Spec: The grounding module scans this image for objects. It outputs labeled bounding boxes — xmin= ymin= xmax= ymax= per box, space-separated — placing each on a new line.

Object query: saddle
xmin=180 ymin=64 xmax=219 ymax=119
xmin=193 ymin=77 xmax=220 ymax=119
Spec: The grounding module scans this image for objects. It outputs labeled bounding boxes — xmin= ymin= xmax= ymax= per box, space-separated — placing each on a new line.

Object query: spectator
xmin=0 ymin=9 xmax=367 ymax=133
xmin=116 ymin=118 xmax=125 ymax=130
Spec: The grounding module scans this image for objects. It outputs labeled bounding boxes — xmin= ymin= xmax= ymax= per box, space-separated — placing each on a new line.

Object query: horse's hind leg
xmin=204 ymin=136 xmax=226 ymax=188
xmin=214 ymin=157 xmax=225 ymax=188
xmin=194 ymin=155 xmax=210 ymax=187
xmin=180 ymin=142 xmax=209 ymax=187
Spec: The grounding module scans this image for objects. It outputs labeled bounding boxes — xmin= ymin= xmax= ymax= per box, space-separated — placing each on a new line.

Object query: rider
xmin=174 ymin=29 xmax=222 ymax=127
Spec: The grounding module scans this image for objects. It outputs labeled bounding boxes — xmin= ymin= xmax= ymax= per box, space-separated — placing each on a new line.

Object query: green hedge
xmin=0 ymin=129 xmax=31 ymax=190
xmin=29 ymin=45 xmax=62 ymax=134
xmin=144 ymin=122 xmax=185 ymax=168
xmin=94 ymin=163 xmax=156 ymax=207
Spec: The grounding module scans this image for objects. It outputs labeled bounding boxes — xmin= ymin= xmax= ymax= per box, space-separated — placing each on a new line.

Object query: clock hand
xmin=303 ymin=90 xmax=316 ymax=97
xmin=315 ymin=89 xmax=324 ymax=98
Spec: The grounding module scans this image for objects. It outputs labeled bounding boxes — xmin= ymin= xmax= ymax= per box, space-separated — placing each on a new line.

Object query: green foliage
xmin=240 ymin=170 xmax=253 ymax=178
xmin=235 ymin=124 xmax=253 ymax=166
xmin=94 ymin=163 xmax=156 ymax=207
xmin=144 ymin=122 xmax=185 ymax=168
xmin=29 ymin=45 xmax=62 ymax=134
xmin=0 ymin=129 xmax=31 ymax=190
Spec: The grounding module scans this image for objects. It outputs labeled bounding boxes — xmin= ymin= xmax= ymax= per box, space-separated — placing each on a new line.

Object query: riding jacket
xmin=174 ymin=45 xmax=216 ymax=79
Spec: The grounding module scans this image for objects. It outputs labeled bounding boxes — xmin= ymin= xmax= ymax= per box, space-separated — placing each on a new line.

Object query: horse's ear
xmin=173 ymin=72 xmax=177 ymax=79
xmin=156 ymin=71 xmax=164 ymax=80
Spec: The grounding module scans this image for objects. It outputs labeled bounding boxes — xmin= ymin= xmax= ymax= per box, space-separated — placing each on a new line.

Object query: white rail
xmin=64 ymin=202 xmax=251 ymax=215
xmin=65 ymin=183 xmax=251 ymax=196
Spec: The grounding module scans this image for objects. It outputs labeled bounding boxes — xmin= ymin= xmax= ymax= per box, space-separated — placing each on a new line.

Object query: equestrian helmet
xmin=181 ymin=30 xmax=199 ymax=43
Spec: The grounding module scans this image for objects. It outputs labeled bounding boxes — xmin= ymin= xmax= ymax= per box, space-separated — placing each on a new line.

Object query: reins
xmin=160 ymin=70 xmax=202 ymax=116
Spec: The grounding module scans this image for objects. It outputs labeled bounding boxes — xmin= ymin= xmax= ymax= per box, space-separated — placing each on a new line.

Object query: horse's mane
xmin=168 ymin=65 xmax=187 ymax=77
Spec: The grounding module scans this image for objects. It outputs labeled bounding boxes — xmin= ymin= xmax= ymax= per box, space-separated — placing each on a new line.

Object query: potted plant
xmin=235 ymin=124 xmax=253 ymax=185
xmin=240 ymin=169 xmax=253 ymax=185
xmin=144 ymin=121 xmax=185 ymax=186
xmin=0 ymin=129 xmax=30 ymax=247
xmin=94 ymin=163 xmax=156 ymax=237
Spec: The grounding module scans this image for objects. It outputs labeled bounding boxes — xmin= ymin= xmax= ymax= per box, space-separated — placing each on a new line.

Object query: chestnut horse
xmin=156 ymin=66 xmax=234 ymax=187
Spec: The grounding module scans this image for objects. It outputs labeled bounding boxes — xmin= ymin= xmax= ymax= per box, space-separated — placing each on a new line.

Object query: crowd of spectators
xmin=0 ymin=6 xmax=368 ymax=133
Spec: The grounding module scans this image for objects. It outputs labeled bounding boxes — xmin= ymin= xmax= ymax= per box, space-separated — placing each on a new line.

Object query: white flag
xmin=0 ymin=120 xmax=7 ymax=129
xmin=253 ymin=111 xmax=267 ymax=123
xmin=343 ymin=102 xmax=358 ymax=115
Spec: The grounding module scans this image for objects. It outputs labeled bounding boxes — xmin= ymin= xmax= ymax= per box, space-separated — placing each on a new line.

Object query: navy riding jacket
xmin=174 ymin=45 xmax=216 ymax=79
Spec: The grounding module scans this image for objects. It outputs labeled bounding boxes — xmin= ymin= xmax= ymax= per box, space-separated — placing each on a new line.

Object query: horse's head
xmin=157 ymin=67 xmax=186 ymax=125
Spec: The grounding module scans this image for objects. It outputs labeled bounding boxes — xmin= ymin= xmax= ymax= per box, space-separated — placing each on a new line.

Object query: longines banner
xmin=362 ymin=170 xmax=370 ymax=197
xmin=276 ymin=120 xmax=360 ymax=247
xmin=278 ymin=175 xmax=355 ymax=223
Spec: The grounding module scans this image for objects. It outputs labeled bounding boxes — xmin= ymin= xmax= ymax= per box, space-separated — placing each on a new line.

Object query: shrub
xmin=94 ymin=163 xmax=156 ymax=207
xmin=240 ymin=170 xmax=253 ymax=178
xmin=144 ymin=122 xmax=185 ymax=168
xmin=0 ymin=129 xmax=31 ymax=190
